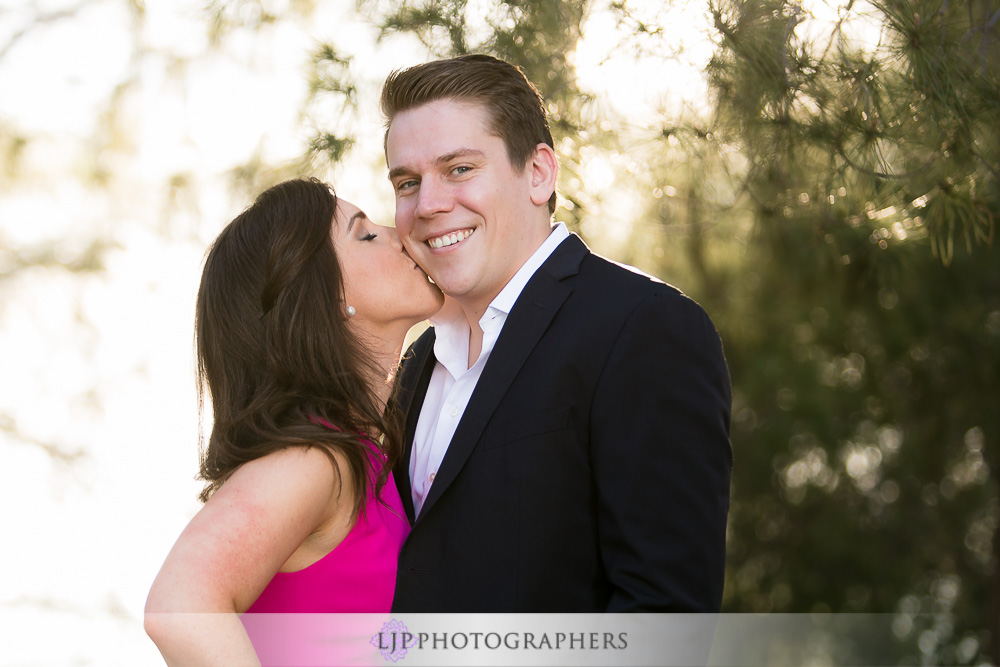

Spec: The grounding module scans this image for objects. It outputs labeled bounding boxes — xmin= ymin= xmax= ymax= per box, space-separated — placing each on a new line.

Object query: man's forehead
xmin=386 ymin=101 xmax=500 ymax=164
xmin=389 ymin=99 xmax=492 ymax=137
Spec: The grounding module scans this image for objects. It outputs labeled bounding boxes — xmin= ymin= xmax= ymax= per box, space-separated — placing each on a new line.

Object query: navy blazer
xmin=391 ymin=233 xmax=732 ymax=612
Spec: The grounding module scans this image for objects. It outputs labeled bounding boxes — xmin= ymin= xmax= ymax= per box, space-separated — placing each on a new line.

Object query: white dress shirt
xmin=409 ymin=223 xmax=570 ymax=514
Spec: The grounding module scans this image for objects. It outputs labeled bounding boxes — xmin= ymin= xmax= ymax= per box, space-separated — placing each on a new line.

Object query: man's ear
xmin=528 ymin=143 xmax=558 ymax=207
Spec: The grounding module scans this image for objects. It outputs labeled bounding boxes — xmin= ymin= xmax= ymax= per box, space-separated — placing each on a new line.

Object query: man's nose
xmin=413 ymin=179 xmax=452 ymax=219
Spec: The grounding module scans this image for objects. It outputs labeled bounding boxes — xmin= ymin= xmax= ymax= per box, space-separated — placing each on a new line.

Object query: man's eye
xmin=396 ymin=179 xmax=417 ymax=192
xmin=452 ymin=166 xmax=471 ymax=175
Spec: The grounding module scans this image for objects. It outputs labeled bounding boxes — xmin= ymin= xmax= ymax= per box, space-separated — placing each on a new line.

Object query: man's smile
xmin=427 ymin=228 xmax=474 ymax=249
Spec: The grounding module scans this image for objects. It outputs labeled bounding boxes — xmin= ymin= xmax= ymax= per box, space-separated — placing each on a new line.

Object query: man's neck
xmin=464 ymin=309 xmax=485 ymax=370
xmin=447 ymin=222 xmax=563 ymax=370
xmin=445 ymin=281 xmax=505 ymax=371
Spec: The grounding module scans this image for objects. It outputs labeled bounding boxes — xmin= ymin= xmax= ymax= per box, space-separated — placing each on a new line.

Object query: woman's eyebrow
xmin=347 ymin=211 xmax=367 ymax=233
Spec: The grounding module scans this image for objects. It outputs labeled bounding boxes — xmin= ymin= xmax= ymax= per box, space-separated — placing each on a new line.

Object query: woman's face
xmin=332 ymin=199 xmax=444 ymax=334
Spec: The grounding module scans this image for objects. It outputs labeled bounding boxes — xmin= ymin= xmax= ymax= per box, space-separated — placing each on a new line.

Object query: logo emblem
xmin=371 ymin=619 xmax=417 ymax=662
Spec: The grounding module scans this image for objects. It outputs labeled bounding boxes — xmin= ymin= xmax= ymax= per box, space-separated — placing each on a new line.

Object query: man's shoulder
xmin=545 ymin=232 xmax=679 ymax=296
xmin=578 ymin=249 xmax=686 ymax=301
xmin=569 ymin=250 xmax=720 ymax=339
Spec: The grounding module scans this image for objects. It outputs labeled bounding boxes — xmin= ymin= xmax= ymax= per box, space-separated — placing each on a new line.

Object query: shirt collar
xmin=429 ymin=223 xmax=569 ymax=373
xmin=487 ymin=222 xmax=569 ymax=317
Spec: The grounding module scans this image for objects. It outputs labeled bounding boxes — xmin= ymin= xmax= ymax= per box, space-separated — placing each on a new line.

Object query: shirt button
xmin=449 ymin=406 xmax=459 ymax=417
xmin=428 ymin=472 xmax=436 ymax=482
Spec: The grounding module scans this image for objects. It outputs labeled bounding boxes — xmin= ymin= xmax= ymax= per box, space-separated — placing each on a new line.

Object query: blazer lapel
xmin=393 ymin=329 xmax=437 ymax=524
xmin=415 ymin=234 xmax=589 ymax=521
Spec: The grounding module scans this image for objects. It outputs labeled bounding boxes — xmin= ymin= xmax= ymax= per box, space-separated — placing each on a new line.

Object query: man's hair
xmin=381 ymin=53 xmax=557 ymax=214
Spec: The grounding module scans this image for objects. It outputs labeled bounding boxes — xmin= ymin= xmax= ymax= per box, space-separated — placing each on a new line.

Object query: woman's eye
xmin=362 ymin=232 xmax=378 ymax=241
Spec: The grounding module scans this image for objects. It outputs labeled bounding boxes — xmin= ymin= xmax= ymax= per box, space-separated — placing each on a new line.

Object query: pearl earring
xmin=346 ymin=305 xmax=356 ymax=317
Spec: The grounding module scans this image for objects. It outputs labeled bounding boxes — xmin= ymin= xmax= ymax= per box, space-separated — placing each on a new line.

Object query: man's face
xmin=386 ymin=98 xmax=544 ymax=316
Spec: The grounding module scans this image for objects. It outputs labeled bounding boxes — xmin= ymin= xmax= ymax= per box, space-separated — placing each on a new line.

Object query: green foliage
xmin=308 ymin=131 xmax=356 ymax=164
xmin=370 ymin=0 xmax=473 ymax=53
xmin=706 ymin=0 xmax=999 ymax=264
xmin=700 ymin=0 xmax=1000 ymax=661
xmin=205 ymin=0 xmax=318 ymax=42
xmin=303 ymin=45 xmax=359 ymax=169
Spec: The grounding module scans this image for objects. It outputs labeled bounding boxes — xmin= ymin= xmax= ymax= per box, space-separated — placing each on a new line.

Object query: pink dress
xmin=245 ymin=448 xmax=410 ymax=613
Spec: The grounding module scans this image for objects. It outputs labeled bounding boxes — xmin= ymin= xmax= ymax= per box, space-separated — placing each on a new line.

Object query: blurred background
xmin=0 ymin=0 xmax=997 ymax=664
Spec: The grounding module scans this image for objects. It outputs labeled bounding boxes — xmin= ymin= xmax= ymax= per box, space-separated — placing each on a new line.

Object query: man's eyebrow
xmin=436 ymin=148 xmax=485 ymax=164
xmin=387 ymin=148 xmax=486 ymax=182
xmin=387 ymin=166 xmax=412 ymax=182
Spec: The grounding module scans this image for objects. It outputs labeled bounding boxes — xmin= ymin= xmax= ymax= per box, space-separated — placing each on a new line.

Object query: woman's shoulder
xmin=223 ymin=443 xmax=354 ymax=508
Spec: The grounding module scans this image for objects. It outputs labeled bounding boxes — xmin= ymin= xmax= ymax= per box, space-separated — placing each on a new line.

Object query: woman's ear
xmin=528 ymin=143 xmax=558 ymax=207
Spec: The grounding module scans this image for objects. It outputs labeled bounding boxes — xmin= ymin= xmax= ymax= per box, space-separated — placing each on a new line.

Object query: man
xmin=381 ymin=54 xmax=732 ymax=612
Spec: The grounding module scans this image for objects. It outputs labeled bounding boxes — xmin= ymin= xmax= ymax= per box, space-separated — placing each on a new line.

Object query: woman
xmin=144 ymin=178 xmax=443 ymax=664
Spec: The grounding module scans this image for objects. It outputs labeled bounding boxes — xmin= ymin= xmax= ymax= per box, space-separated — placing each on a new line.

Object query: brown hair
xmin=380 ymin=53 xmax=557 ymax=214
xmin=194 ymin=178 xmax=398 ymax=516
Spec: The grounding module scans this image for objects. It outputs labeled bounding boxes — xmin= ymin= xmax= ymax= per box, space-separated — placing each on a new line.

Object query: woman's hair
xmin=194 ymin=177 xmax=399 ymax=516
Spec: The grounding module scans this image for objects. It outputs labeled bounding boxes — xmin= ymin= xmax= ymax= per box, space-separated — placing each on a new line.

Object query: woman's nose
xmin=386 ymin=225 xmax=404 ymax=252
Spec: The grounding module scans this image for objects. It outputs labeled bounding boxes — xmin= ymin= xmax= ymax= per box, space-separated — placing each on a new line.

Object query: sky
xmin=0 ymin=0 xmax=876 ymax=663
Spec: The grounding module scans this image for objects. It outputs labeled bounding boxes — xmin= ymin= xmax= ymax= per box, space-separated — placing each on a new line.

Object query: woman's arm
xmin=144 ymin=446 xmax=351 ymax=666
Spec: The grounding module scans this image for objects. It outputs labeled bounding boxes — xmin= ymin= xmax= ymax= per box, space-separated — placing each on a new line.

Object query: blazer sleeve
xmin=590 ymin=288 xmax=732 ymax=611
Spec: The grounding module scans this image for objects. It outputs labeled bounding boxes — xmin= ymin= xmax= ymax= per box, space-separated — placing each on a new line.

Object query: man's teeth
xmin=428 ymin=229 xmax=472 ymax=249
